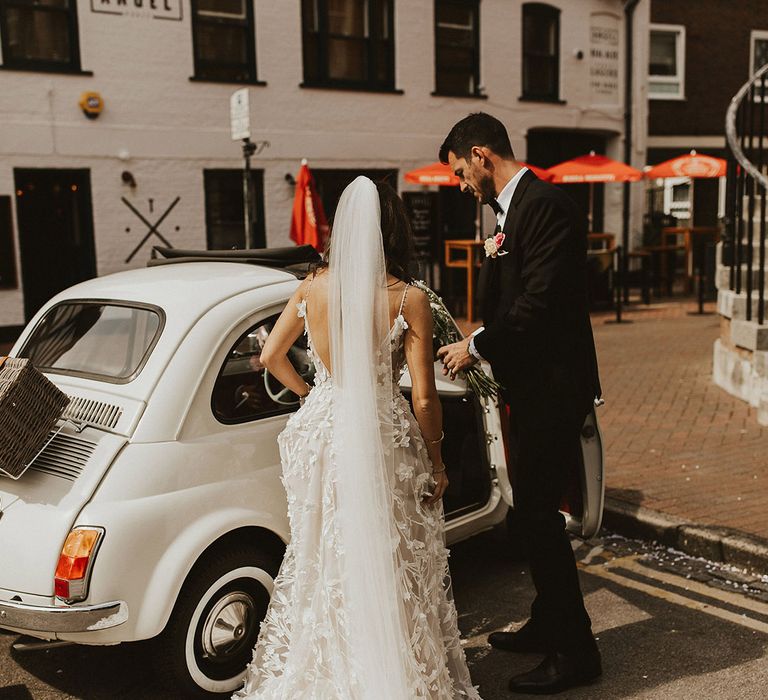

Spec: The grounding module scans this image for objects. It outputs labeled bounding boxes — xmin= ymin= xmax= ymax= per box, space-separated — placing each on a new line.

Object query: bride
xmin=233 ymin=177 xmax=481 ymax=699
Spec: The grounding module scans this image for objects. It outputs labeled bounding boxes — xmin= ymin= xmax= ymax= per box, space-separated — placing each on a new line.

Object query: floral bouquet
xmin=412 ymin=280 xmax=503 ymax=401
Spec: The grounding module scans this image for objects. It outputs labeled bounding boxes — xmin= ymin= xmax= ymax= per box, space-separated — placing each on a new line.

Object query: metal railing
xmin=725 ymin=62 xmax=768 ymax=325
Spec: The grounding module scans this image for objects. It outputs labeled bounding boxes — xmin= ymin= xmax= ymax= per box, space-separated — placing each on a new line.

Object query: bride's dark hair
xmin=376 ymin=180 xmax=416 ymax=282
xmin=319 ymin=179 xmax=416 ymax=282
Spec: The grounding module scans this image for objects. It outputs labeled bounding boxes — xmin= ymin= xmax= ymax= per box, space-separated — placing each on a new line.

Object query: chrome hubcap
xmin=201 ymin=591 xmax=256 ymax=659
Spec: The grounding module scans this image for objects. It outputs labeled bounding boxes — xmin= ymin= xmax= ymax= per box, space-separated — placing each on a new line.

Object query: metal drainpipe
xmin=622 ymin=0 xmax=641 ymax=303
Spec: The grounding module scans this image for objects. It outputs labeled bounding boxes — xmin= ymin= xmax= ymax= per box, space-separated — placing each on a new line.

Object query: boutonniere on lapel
xmin=484 ymin=231 xmax=509 ymax=258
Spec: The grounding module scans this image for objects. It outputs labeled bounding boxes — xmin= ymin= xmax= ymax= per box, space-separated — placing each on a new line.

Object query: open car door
xmin=500 ymin=400 xmax=606 ymax=540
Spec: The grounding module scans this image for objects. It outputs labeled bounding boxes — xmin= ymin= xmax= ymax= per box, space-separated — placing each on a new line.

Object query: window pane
xmin=375 ymin=39 xmax=392 ymax=84
xmin=436 ymin=66 xmax=474 ymax=95
xmin=302 ymin=0 xmax=319 ymax=31
xmin=4 ymin=7 xmax=71 ymax=63
xmin=524 ymin=10 xmax=557 ymax=57
xmin=12 ymin=0 xmax=70 ymax=7
xmin=328 ymin=0 xmax=366 ymax=36
xmin=523 ymin=56 xmax=557 ymax=97
xmin=22 ymin=303 xmax=161 ymax=381
xmin=649 ymin=80 xmax=681 ymax=95
xmin=212 ymin=318 xmax=314 ymax=423
xmin=197 ymin=0 xmax=245 ymax=19
xmin=0 ymin=197 xmax=17 ymax=289
xmin=328 ymin=37 xmax=367 ymax=80
xmin=754 ymin=38 xmax=768 ymax=73
xmin=205 ymin=170 xmax=265 ymax=249
xmin=196 ymin=23 xmax=248 ymax=64
xmin=205 ymin=171 xmax=246 ymax=249
xmin=437 ymin=24 xmax=474 ymax=49
xmin=650 ymin=30 xmax=677 ymax=76
xmin=437 ymin=3 xmax=473 ymax=28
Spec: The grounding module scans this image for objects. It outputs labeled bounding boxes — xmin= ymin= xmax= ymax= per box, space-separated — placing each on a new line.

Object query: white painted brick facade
xmin=0 ymin=0 xmax=649 ymax=328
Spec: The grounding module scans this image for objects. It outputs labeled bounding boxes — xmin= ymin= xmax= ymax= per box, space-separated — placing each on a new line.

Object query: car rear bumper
xmin=0 ymin=598 xmax=128 ymax=633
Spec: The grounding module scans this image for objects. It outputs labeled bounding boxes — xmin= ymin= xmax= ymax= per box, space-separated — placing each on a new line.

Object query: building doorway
xmin=526 ymin=129 xmax=609 ymax=233
xmin=14 ymin=168 xmax=97 ymax=322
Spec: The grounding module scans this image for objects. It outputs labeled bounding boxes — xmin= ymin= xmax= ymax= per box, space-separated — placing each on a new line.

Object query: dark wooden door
xmin=14 ymin=169 xmax=96 ymax=322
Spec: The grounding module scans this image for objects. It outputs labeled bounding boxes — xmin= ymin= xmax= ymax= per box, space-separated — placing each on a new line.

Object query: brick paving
xmin=590 ymin=300 xmax=768 ymax=541
xmin=458 ymin=298 xmax=768 ymax=541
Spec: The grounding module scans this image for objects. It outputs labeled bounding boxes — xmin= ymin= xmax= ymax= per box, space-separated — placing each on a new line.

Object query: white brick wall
xmin=0 ymin=0 xmax=648 ymax=328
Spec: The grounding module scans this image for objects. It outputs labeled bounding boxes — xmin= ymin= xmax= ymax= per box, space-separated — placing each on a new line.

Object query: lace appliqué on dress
xmin=234 ymin=288 xmax=481 ymax=700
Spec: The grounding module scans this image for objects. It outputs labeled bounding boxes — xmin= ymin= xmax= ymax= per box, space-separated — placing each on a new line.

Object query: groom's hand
xmin=437 ymin=340 xmax=477 ymax=380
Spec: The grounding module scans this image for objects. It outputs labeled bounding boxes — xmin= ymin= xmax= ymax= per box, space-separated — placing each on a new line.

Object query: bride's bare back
xmin=302 ymin=268 xmax=416 ymax=375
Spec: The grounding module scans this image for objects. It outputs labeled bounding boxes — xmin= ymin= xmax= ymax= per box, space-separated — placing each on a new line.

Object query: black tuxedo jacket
xmin=473 ymin=170 xmax=601 ymax=413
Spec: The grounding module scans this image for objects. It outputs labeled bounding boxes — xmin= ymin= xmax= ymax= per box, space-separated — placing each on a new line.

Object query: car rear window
xmin=20 ymin=301 xmax=163 ymax=383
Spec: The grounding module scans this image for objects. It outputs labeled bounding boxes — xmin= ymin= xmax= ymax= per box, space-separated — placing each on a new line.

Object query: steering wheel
xmin=263 ymin=369 xmax=299 ymax=406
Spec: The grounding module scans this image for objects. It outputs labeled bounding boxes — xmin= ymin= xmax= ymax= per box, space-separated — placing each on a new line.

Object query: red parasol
xmin=289 ymin=159 xmax=329 ymax=252
xmin=546 ymin=152 xmax=644 ymax=183
xmin=644 ymin=150 xmax=726 ymax=179
xmin=545 ymin=151 xmax=643 ymax=231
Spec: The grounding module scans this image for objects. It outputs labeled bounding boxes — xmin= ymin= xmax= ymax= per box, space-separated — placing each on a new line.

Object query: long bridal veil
xmin=328 ymin=177 xmax=415 ymax=697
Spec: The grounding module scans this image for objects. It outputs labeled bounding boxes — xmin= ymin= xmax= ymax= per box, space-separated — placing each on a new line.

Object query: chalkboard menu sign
xmin=403 ymin=191 xmax=438 ymax=253
xmin=0 ymin=197 xmax=17 ymax=289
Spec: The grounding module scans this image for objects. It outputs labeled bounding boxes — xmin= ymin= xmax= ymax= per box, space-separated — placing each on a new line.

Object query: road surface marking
xmin=582 ymin=557 xmax=768 ymax=635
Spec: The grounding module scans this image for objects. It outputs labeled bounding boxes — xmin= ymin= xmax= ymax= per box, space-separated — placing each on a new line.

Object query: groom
xmin=437 ymin=113 xmax=602 ymax=695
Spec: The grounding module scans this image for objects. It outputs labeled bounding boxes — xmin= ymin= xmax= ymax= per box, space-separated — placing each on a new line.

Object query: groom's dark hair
xmin=439 ymin=112 xmax=515 ymax=163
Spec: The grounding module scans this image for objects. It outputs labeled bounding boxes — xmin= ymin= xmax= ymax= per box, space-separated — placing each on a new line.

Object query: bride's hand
xmin=424 ymin=469 xmax=449 ymax=505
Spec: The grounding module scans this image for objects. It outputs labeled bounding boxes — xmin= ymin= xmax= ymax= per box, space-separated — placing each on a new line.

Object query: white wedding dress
xmin=233 ymin=177 xmax=481 ymax=700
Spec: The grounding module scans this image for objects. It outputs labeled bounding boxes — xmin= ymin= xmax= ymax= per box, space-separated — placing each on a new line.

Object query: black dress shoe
xmin=508 ymin=649 xmax=602 ymax=695
xmin=488 ymin=620 xmax=547 ymax=653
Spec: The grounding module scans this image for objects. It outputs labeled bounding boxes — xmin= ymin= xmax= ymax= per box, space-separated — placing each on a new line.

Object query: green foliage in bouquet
xmin=412 ymin=281 xmax=503 ymax=401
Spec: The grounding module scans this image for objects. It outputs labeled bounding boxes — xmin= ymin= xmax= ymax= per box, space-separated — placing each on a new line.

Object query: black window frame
xmin=0 ymin=195 xmax=17 ymax=290
xmin=190 ymin=0 xmax=265 ymax=86
xmin=520 ymin=2 xmax=564 ymax=104
xmin=433 ymin=0 xmax=484 ymax=99
xmin=0 ymin=0 xmax=87 ymax=75
xmin=203 ymin=169 xmax=266 ymax=251
xmin=300 ymin=0 xmax=400 ymax=94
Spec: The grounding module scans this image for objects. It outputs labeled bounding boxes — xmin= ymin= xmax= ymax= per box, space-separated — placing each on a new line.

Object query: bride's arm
xmin=403 ymin=287 xmax=448 ymax=504
xmin=260 ymin=281 xmax=312 ymax=399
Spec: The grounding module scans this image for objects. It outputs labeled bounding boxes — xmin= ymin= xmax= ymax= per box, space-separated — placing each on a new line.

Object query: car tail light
xmin=54 ymin=527 xmax=104 ymax=602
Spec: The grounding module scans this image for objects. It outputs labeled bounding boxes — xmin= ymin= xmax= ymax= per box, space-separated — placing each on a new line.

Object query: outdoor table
xmin=661 ymin=226 xmax=720 ymax=286
xmin=587 ymin=232 xmax=616 ymax=250
xmin=444 ymin=239 xmax=484 ymax=324
xmin=641 ymin=243 xmax=687 ymax=296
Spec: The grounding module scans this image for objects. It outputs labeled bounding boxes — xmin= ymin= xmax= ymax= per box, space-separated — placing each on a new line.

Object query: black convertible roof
xmin=147 ymin=245 xmax=321 ymax=277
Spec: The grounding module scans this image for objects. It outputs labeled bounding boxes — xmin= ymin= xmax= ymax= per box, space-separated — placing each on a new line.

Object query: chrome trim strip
xmin=0 ymin=599 xmax=128 ymax=633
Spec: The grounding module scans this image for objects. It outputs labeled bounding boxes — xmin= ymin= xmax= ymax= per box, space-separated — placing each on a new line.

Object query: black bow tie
xmin=488 ymin=197 xmax=504 ymax=216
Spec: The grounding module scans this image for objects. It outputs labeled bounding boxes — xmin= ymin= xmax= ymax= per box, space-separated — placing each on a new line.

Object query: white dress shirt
xmin=468 ymin=166 xmax=529 ymax=361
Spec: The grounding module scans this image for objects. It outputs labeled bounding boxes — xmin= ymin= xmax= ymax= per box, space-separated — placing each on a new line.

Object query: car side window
xmin=212 ymin=314 xmax=314 ymax=424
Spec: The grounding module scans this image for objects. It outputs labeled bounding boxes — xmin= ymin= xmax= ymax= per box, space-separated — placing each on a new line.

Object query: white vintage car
xmin=0 ymin=247 xmax=604 ymax=697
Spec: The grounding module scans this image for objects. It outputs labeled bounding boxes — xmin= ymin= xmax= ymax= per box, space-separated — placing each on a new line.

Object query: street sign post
xmin=231 ymin=89 xmax=255 ymax=248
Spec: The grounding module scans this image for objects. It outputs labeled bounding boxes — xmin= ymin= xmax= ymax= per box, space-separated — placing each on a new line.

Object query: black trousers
xmin=507 ymin=394 xmax=596 ymax=654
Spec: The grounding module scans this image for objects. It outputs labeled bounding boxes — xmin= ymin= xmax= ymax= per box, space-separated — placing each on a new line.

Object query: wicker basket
xmin=0 ymin=356 xmax=70 ymax=480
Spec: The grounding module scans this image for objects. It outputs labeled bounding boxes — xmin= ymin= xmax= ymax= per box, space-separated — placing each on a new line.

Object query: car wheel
xmin=153 ymin=546 xmax=279 ymax=698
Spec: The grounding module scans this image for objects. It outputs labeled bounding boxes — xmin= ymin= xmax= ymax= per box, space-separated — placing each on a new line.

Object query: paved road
xmin=2 ymin=527 xmax=768 ymax=699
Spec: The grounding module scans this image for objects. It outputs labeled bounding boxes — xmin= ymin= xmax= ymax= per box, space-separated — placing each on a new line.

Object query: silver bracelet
xmin=426 ymin=430 xmax=445 ymax=445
